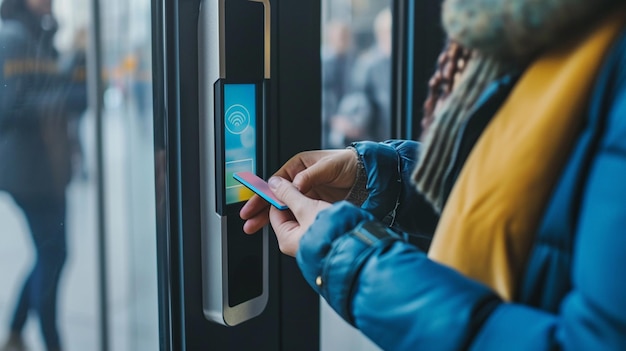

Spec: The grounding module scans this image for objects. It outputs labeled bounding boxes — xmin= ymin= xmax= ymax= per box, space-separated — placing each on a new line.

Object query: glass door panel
xmin=0 ymin=0 xmax=158 ymax=350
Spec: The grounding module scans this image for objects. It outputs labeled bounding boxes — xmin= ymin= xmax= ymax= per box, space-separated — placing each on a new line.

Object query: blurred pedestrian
xmin=322 ymin=20 xmax=357 ymax=148
xmin=0 ymin=0 xmax=87 ymax=350
xmin=329 ymin=8 xmax=392 ymax=147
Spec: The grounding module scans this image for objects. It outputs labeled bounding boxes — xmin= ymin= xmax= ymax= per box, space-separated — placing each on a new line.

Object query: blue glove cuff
xmin=350 ymin=141 xmax=402 ymax=221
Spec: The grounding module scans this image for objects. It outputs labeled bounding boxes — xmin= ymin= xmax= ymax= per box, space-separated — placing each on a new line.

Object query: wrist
xmin=345 ymin=146 xmax=369 ymax=206
xmin=348 ymin=141 xmax=402 ymax=221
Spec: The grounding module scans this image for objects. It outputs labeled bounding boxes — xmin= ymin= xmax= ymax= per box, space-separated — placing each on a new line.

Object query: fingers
xmin=273 ymin=151 xmax=318 ymax=181
xmin=268 ymin=176 xmax=310 ymax=217
xmin=240 ymin=194 xmax=270 ymax=234
xmin=267 ymin=177 xmax=332 ymax=257
xmin=292 ymin=157 xmax=335 ymax=193
xmin=292 ymin=163 xmax=322 ymax=194
xmin=277 ymin=150 xmax=335 ymax=181
xmin=240 ymin=194 xmax=268 ymax=218
xmin=240 ymin=172 xmax=319 ymax=234
xmin=266 ymin=179 xmax=306 ymax=256
xmin=241 ymin=205 xmax=270 ymax=234
xmin=268 ymin=206 xmax=300 ymax=256
xmin=292 ymin=149 xmax=356 ymax=193
xmin=269 ymin=176 xmax=332 ymax=227
xmin=241 ymin=149 xmax=352 ymax=235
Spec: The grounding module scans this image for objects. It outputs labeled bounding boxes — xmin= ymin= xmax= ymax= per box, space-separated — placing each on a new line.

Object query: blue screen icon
xmin=225 ymin=104 xmax=251 ymax=135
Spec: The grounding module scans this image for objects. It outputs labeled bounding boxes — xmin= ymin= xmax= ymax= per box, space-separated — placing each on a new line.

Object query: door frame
xmin=152 ymin=0 xmax=321 ymax=349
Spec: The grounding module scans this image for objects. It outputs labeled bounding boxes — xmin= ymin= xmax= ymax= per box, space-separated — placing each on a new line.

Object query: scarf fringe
xmin=412 ymin=55 xmax=509 ymax=212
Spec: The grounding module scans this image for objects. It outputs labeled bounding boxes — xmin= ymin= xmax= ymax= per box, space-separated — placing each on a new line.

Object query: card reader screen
xmin=224 ymin=84 xmax=256 ymax=205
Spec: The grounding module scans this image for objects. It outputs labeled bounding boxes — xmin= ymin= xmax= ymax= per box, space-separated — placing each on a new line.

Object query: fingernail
xmin=268 ymin=176 xmax=281 ymax=189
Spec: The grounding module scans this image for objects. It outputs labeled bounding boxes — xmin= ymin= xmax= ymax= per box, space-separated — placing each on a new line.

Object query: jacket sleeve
xmin=297 ymin=201 xmax=502 ymax=351
xmin=350 ymin=140 xmax=439 ymax=237
xmin=298 ymin=194 xmax=626 ymax=351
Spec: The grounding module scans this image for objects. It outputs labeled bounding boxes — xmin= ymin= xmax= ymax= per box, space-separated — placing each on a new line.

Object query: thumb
xmin=268 ymin=176 xmax=310 ymax=213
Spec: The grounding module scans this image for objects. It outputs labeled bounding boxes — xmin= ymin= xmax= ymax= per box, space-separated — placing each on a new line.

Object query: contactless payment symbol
xmin=225 ymin=104 xmax=251 ymax=135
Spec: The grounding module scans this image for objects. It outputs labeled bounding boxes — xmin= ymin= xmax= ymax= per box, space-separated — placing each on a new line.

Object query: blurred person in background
xmin=328 ymin=7 xmax=392 ymax=148
xmin=322 ymin=20 xmax=357 ymax=148
xmin=0 ymin=0 xmax=87 ymax=350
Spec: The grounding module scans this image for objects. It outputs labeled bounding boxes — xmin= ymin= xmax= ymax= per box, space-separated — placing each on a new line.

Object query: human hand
xmin=266 ymin=176 xmax=332 ymax=256
xmin=240 ymin=149 xmax=358 ymax=234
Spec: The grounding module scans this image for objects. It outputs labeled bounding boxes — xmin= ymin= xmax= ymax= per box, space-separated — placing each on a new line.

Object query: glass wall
xmin=0 ymin=0 xmax=157 ymax=350
xmin=320 ymin=0 xmax=390 ymax=350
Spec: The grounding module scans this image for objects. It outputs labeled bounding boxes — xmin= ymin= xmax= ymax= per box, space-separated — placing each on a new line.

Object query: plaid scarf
xmin=412 ymin=0 xmax=619 ymax=213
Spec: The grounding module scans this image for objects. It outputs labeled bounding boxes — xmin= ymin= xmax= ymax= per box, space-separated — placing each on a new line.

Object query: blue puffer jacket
xmin=296 ymin=28 xmax=626 ymax=351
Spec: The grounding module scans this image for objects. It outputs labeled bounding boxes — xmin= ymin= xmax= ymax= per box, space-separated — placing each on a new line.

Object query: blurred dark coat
xmin=0 ymin=13 xmax=86 ymax=198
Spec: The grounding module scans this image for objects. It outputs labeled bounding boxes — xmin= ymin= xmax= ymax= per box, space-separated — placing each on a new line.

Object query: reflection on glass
xmin=322 ymin=1 xmax=392 ymax=149
xmin=0 ymin=0 xmax=158 ymax=350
